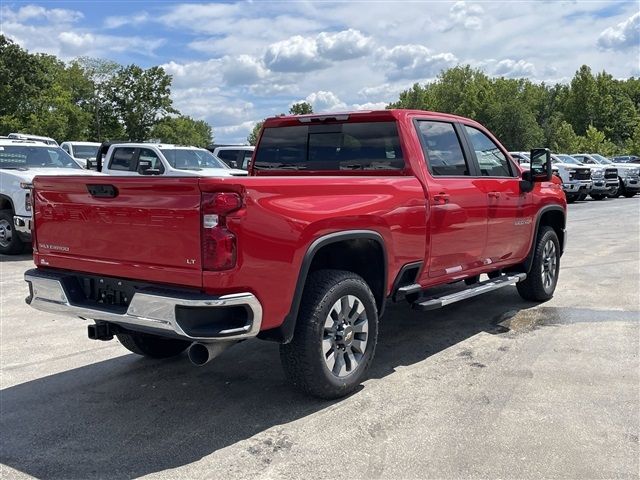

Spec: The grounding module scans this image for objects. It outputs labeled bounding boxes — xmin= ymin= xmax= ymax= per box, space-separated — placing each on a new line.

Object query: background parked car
xmin=60 ymin=141 xmax=101 ymax=168
xmin=612 ymin=155 xmax=640 ymax=163
xmin=207 ymin=144 xmax=254 ymax=169
xmin=91 ymin=142 xmax=247 ymax=177
xmin=0 ymin=139 xmax=100 ymax=254
xmin=7 ymin=133 xmax=58 ymax=146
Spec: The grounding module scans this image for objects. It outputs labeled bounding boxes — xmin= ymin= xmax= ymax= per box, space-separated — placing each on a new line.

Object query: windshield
xmin=592 ymin=154 xmax=612 ymax=164
xmin=556 ymin=154 xmax=582 ymax=165
xmin=0 ymin=145 xmax=81 ymax=169
xmin=160 ymin=148 xmax=228 ymax=170
xmin=73 ymin=145 xmax=99 ymax=159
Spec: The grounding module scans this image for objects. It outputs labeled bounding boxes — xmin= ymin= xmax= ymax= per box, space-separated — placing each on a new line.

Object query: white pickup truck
xmin=509 ymin=151 xmax=592 ymax=203
xmin=60 ymin=141 xmax=101 ymax=168
xmin=91 ymin=142 xmax=247 ymax=177
xmin=0 ymin=139 xmax=100 ymax=254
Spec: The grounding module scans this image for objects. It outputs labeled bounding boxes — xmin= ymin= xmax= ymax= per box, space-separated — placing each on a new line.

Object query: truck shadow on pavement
xmin=0 ymin=252 xmax=33 ymax=263
xmin=1 ymin=288 xmax=537 ymax=479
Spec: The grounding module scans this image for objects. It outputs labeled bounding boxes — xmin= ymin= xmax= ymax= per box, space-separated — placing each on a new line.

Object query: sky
xmin=1 ymin=1 xmax=639 ymax=143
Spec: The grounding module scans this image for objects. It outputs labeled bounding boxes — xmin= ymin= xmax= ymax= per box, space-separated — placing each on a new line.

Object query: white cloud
xmin=263 ymin=29 xmax=373 ymax=73
xmin=447 ymin=1 xmax=484 ymax=30
xmin=57 ymin=31 xmax=164 ymax=57
xmin=0 ymin=5 xmax=163 ymax=60
xmin=597 ymin=12 xmax=640 ymax=50
xmin=161 ymin=60 xmax=223 ymax=89
xmin=377 ymin=44 xmax=458 ymax=80
xmin=264 ymin=35 xmax=328 ymax=72
xmin=493 ymin=59 xmax=536 ymax=78
xmin=316 ymin=29 xmax=374 ymax=60
xmin=220 ymin=55 xmax=268 ymax=86
xmin=104 ymin=12 xmax=150 ymax=29
xmin=305 ymin=91 xmax=348 ymax=111
xmin=1 ymin=4 xmax=83 ymax=23
xmin=352 ymin=101 xmax=388 ymax=111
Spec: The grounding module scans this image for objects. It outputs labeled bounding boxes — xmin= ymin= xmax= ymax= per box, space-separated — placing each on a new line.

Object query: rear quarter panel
xmin=200 ymin=176 xmax=427 ymax=330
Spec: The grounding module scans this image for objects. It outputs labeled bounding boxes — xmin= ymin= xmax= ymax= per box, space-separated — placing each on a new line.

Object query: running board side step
xmin=412 ymin=273 xmax=527 ymax=311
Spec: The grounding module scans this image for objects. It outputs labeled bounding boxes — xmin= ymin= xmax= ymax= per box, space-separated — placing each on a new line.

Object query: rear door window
xmin=109 ymin=147 xmax=136 ymax=171
xmin=416 ymin=121 xmax=470 ymax=176
xmin=254 ymin=122 xmax=405 ymax=171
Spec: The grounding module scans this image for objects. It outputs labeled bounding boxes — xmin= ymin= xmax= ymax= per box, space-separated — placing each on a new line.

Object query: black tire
xmin=607 ymin=180 xmax=621 ymax=198
xmin=280 ymin=269 xmax=378 ymax=399
xmin=117 ymin=332 xmax=190 ymax=359
xmin=591 ymin=194 xmax=606 ymax=200
xmin=624 ymin=192 xmax=637 ymax=198
xmin=0 ymin=210 xmax=25 ymax=255
xmin=517 ymin=226 xmax=560 ymax=302
xmin=565 ymin=193 xmax=578 ymax=204
xmin=577 ymin=193 xmax=587 ymax=201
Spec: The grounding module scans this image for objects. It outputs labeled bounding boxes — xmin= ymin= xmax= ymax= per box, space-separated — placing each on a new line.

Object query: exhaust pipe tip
xmin=187 ymin=341 xmax=234 ymax=366
xmin=188 ymin=343 xmax=212 ymax=366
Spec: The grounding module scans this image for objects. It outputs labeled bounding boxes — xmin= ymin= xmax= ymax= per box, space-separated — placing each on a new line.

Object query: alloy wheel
xmin=541 ymin=240 xmax=557 ymax=292
xmin=322 ymin=295 xmax=369 ymax=378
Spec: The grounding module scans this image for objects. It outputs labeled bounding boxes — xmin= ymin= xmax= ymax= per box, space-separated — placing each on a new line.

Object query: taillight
xmin=202 ymin=192 xmax=242 ymax=271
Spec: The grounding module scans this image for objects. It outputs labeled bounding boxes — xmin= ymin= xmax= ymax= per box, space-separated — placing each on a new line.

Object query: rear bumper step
xmin=24 ymin=269 xmax=262 ymax=342
xmin=412 ymin=273 xmax=526 ymax=311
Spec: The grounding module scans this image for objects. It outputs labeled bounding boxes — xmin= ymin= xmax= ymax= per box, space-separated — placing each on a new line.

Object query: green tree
xmin=388 ymin=83 xmax=432 ymax=109
xmin=577 ymin=125 xmax=616 ymax=155
xmin=563 ymin=65 xmax=598 ymax=135
xmin=150 ymin=115 xmax=213 ymax=147
xmin=548 ymin=118 xmax=580 ymax=153
xmin=247 ymin=121 xmax=264 ymax=146
xmin=73 ymin=57 xmax=122 ymax=141
xmin=104 ymin=65 xmax=176 ymax=141
xmin=624 ymin=123 xmax=640 ymax=155
xmin=289 ymin=102 xmax=313 ymax=115
xmin=430 ymin=65 xmax=493 ymax=123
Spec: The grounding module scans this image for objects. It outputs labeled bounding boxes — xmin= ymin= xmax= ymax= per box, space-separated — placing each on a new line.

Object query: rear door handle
xmin=433 ymin=193 xmax=450 ymax=204
xmin=488 ymin=191 xmax=501 ymax=199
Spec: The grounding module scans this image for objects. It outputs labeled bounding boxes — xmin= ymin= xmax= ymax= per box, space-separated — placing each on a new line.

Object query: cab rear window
xmin=254 ymin=122 xmax=405 ymax=171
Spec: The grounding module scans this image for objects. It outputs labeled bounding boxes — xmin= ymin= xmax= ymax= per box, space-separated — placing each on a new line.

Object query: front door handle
xmin=488 ymin=191 xmax=501 ymax=199
xmin=433 ymin=193 xmax=450 ymax=204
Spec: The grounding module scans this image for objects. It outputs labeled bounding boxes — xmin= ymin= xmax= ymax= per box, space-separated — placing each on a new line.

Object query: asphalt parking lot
xmin=1 ymin=196 xmax=639 ymax=480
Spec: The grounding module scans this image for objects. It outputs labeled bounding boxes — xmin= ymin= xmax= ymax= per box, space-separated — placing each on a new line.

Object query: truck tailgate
xmin=32 ymin=176 xmax=203 ymax=288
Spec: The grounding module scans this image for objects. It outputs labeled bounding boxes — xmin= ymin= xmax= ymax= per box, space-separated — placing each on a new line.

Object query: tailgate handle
xmin=87 ymin=184 xmax=118 ymax=198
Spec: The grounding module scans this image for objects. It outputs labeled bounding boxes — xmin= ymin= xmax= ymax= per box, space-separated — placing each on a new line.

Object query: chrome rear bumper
xmin=24 ymin=269 xmax=262 ymax=342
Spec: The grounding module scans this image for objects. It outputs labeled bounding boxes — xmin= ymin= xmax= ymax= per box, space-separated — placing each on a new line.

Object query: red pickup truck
xmin=25 ymin=110 xmax=566 ymax=398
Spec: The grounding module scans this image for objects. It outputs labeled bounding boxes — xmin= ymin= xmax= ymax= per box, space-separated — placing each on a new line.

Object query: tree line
xmin=388 ymin=65 xmax=640 ymax=155
xmin=0 ymin=35 xmax=212 ymax=147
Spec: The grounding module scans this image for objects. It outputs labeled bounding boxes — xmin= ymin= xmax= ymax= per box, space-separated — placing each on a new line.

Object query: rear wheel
xmin=0 ymin=210 xmax=25 ymax=255
xmin=517 ymin=226 xmax=560 ymax=302
xmin=117 ymin=332 xmax=190 ymax=358
xmin=280 ymin=269 xmax=378 ymax=399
